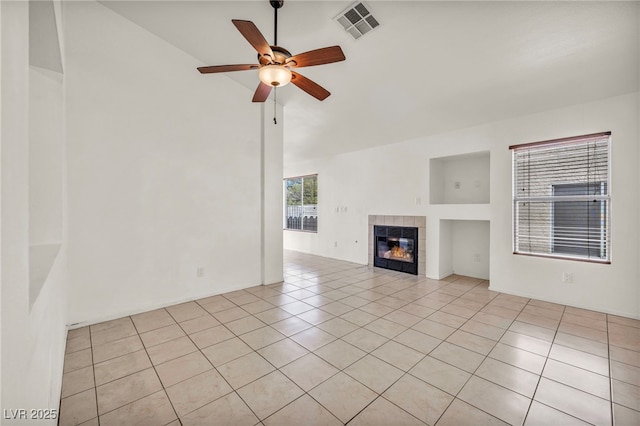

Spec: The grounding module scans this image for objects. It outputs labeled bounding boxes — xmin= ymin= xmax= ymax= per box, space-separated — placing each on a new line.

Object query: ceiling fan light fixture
xmin=259 ymin=64 xmax=292 ymax=87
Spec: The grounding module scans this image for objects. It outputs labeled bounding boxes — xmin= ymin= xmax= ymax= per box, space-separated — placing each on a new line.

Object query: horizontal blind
xmin=511 ymin=133 xmax=611 ymax=262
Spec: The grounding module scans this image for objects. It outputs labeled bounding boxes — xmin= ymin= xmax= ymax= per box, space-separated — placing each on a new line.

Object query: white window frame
xmin=510 ymin=132 xmax=611 ymax=263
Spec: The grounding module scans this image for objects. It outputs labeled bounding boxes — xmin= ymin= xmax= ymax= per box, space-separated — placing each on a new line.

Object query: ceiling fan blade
xmin=197 ymin=64 xmax=259 ymax=74
xmin=287 ymin=46 xmax=345 ymax=68
xmin=252 ymin=82 xmax=272 ymax=103
xmin=290 ymin=71 xmax=331 ymax=101
xmin=232 ymin=19 xmax=274 ymax=62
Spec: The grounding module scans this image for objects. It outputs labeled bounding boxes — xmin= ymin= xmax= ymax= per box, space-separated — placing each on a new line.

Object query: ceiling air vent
xmin=335 ymin=2 xmax=380 ymax=40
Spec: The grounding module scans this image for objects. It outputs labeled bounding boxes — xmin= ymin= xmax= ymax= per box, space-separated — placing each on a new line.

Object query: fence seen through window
xmin=284 ymin=175 xmax=318 ymax=232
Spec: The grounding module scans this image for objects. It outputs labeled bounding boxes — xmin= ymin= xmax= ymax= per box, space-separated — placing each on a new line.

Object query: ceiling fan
xmin=197 ymin=0 xmax=346 ymax=102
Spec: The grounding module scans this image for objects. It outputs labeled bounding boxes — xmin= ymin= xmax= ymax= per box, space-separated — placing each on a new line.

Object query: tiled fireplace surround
xmin=368 ymin=215 xmax=426 ymax=276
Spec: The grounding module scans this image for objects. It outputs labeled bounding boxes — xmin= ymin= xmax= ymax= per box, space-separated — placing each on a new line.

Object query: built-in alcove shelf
xmin=430 ymin=151 xmax=490 ymax=205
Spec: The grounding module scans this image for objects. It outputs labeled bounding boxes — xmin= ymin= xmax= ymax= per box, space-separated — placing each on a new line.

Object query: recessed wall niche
xmin=28 ymin=0 xmax=64 ymax=306
xmin=430 ymin=151 xmax=490 ymax=205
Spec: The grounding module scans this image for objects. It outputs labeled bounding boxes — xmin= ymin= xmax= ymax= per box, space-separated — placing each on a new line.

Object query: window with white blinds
xmin=510 ymin=132 xmax=611 ymax=263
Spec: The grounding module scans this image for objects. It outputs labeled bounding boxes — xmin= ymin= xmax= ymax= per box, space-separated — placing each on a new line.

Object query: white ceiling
xmin=98 ymin=1 xmax=639 ymax=162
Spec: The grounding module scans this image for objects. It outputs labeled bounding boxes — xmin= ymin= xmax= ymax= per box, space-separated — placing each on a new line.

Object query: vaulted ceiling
xmin=99 ymin=1 xmax=639 ymax=162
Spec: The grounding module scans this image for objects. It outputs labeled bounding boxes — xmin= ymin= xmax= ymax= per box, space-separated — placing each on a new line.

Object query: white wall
xmin=285 ymin=92 xmax=640 ymax=318
xmin=64 ymin=1 xmax=282 ymax=326
xmin=1 ymin=1 xmax=68 ymax=422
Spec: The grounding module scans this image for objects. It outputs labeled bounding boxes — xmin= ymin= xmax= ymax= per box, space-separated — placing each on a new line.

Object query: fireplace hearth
xmin=374 ymin=225 xmax=418 ymax=275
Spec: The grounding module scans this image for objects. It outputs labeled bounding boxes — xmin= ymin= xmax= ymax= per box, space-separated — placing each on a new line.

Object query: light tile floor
xmin=60 ymin=251 xmax=640 ymax=425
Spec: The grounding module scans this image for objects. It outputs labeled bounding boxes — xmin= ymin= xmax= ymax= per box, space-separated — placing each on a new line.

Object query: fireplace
xmin=374 ymin=225 xmax=419 ymax=275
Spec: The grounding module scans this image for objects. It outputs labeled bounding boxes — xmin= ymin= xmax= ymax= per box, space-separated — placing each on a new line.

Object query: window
xmin=510 ymin=132 xmax=611 ymax=262
xmin=284 ymin=174 xmax=318 ymax=232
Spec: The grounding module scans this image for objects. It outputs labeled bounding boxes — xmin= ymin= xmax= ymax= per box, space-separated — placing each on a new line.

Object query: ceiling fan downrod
xmin=270 ymin=0 xmax=284 ymax=46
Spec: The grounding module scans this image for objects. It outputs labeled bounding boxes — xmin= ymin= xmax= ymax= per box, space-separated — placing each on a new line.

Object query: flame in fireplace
xmin=391 ymin=246 xmax=407 ymax=258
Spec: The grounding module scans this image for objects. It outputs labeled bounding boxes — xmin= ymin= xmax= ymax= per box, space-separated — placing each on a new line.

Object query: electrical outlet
xmin=454 ymin=181 xmax=461 ymax=189
xmin=562 ymin=272 xmax=573 ymax=283
xmin=415 ymin=197 xmax=421 ymax=205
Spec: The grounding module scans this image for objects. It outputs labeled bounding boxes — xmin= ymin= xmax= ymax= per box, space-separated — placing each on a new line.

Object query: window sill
xmin=513 ymin=251 xmax=611 ymax=264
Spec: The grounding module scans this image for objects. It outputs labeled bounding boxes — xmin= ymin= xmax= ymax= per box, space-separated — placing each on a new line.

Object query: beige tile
xmin=458 ymin=376 xmax=530 ymax=425
xmin=280 ymin=300 xmax=315 ymax=315
xmin=314 ymin=339 xmax=366 ymax=369
xmin=565 ymin=306 xmax=606 ymax=320
xmin=224 ymin=315 xmax=267 ymax=335
xmin=190 ymin=324 xmax=235 ymax=349
xmin=471 ymin=311 xmax=513 ymax=329
xmin=181 ymin=391 xmax=258 ymax=426
xmin=562 ymin=312 xmax=607 ymax=331
xmin=224 ymin=291 xmax=261 ymax=306
xmin=509 ymin=321 xmax=555 ymax=342
xmin=428 ymin=311 xmax=467 ymax=328
xmin=609 ymin=323 xmax=640 ymax=352
xmin=365 ymin=318 xmax=407 ymax=339
xmin=460 ymin=320 xmax=506 ymax=341
xmin=90 ymin=320 xmax=137 ymax=346
xmin=270 ymin=317 xmax=313 ymax=336
xmin=92 ymin=335 xmax=144 ymax=364
xmin=77 ymin=417 xmax=99 ymax=426
xmin=68 ymin=326 xmax=90 ymax=340
xmin=155 ymin=351 xmax=212 ymax=388
xmin=280 ymin=353 xmax=338 ymax=391
xmin=437 ymin=398 xmax=509 ymax=426
xmin=296 ymin=308 xmax=334 ymax=325
xmin=257 ymin=338 xmax=309 ymax=368
xmin=290 ymin=327 xmax=336 ymax=351
xmin=198 ymin=296 xmax=236 ymax=314
xmin=476 ymin=357 xmax=540 ymax=398
xmin=146 ymin=336 xmax=198 ymax=365
xmin=549 ymin=344 xmax=609 ymax=376
xmin=611 ymin=360 xmax=640 ymax=386
xmin=522 ymin=305 xmax=563 ymax=321
xmin=360 ymin=301 xmax=395 ymax=316
xmin=139 ymin=324 xmax=186 ymax=348
xmin=217 ymin=351 xmax=275 ymax=389
xmin=613 ymin=403 xmax=640 ymax=426
xmin=340 ymin=309 xmax=378 ymax=327
xmin=66 ymin=334 xmax=92 ymax=354
xmin=213 ymin=306 xmax=250 ymax=323
xmin=320 ymin=301 xmax=353 ymax=316
xmin=316 ymin=317 xmax=359 ymax=337
xmin=239 ymin=325 xmax=286 ymax=350
xmin=489 ymin=342 xmax=547 ymax=374
xmin=165 ymin=301 xmax=208 ymax=322
xmin=130 ymin=309 xmax=175 ymax=333
xmin=412 ymin=319 xmax=456 ymax=340
xmin=179 ymin=314 xmax=220 ymax=334
xmin=201 ymin=337 xmax=254 ymax=367
xmin=345 ymin=354 xmax=404 ymax=393
xmin=554 ymin=332 xmax=608 ymax=357
xmin=254 ymin=307 xmax=293 ymax=324
xmin=166 ymin=369 xmax=232 ymax=416
xmin=59 ymin=389 xmax=97 ymax=426
xmin=610 ymin=345 xmax=640 ymax=368
xmin=558 ymin=321 xmax=608 ymax=343
xmin=609 ymin=315 xmax=640 ymax=328
xmin=263 ymin=394 xmax=342 ymax=426
xmin=64 ymin=348 xmax=93 ymax=373
xmin=237 ymin=371 xmax=304 ymax=420
xmin=340 ymin=295 xmax=371 ymax=309
xmin=440 ymin=303 xmax=478 ymax=320
xmin=383 ymin=374 xmax=453 ymax=425
xmin=99 ymin=390 xmax=176 ymax=426
xmin=409 ymin=356 xmax=471 ymax=395
xmin=61 ymin=366 xmax=95 ymax=398
xmin=524 ymin=401 xmax=591 ymax=426
xmin=612 ymin=379 xmax=640 ymax=411
xmin=94 ymin=350 xmax=151 ymax=386
xmin=528 ymin=299 xmax=565 ymax=312
xmin=349 ymin=396 xmax=425 ymax=426
xmin=309 ymin=372 xmax=378 ymax=423
xmin=430 ymin=341 xmax=484 ymax=373
xmin=446 ymin=330 xmax=496 ymax=355
xmin=513 ymin=312 xmax=558 ymax=330
xmin=90 ymin=317 xmax=132 ymax=334
xmin=499 ymin=330 xmax=551 ymax=356
xmin=534 ymin=377 xmax=611 ymax=425
xmin=393 ymin=329 xmax=441 ymax=354
xmin=372 ymin=340 xmax=424 ymax=371
xmin=241 ymin=299 xmax=276 ymax=314
xmin=543 ymin=358 xmax=610 ymax=399
xmin=96 ymin=368 xmax=162 ymax=415
xmin=342 ymin=327 xmax=389 ymax=352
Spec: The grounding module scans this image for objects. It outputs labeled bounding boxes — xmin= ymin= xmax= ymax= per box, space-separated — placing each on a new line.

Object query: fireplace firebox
xmin=374 ymin=225 xmax=418 ymax=275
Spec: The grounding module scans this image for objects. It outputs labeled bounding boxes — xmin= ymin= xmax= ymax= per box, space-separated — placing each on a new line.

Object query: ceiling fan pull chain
xmin=273 ymin=87 xmax=277 ymax=125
